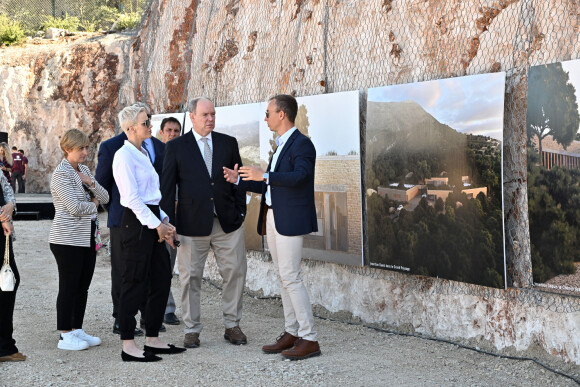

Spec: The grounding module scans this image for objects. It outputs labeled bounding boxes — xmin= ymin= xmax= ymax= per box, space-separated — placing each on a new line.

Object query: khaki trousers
xmin=266 ymin=209 xmax=317 ymax=341
xmin=177 ymin=218 xmax=246 ymax=334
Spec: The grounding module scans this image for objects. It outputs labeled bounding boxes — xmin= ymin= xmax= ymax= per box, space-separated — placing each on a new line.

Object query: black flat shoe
xmin=121 ymin=350 xmax=162 ymax=362
xmin=144 ymin=344 xmax=186 ymax=355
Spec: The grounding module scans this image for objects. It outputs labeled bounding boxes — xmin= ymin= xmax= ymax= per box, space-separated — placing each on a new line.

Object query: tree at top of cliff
xmin=527 ymin=62 xmax=580 ymax=163
xmin=295 ymin=104 xmax=311 ymax=139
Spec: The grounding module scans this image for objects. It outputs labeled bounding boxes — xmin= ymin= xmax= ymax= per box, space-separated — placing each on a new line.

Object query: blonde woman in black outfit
xmin=113 ymin=105 xmax=186 ymax=362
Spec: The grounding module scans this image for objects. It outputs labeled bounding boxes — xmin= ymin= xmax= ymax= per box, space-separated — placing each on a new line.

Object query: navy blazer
xmin=160 ymin=130 xmax=246 ymax=237
xmin=240 ymin=129 xmax=318 ymax=237
xmin=95 ymin=132 xmax=165 ymax=228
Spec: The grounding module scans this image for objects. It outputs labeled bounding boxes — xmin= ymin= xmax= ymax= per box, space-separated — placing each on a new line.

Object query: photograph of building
xmin=366 ymin=73 xmax=506 ymax=288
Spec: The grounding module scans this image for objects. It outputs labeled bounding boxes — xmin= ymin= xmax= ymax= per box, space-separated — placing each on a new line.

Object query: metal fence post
xmin=52 ymin=0 xmax=56 ymax=17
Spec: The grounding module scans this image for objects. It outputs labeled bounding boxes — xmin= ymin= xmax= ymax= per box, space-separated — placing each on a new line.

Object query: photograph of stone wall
xmin=366 ymin=73 xmax=506 ymax=288
xmin=527 ymin=59 xmax=580 ymax=296
xmin=259 ymin=91 xmax=363 ymax=266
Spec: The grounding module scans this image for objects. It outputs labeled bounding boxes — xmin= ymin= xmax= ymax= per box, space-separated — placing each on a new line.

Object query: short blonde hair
xmin=60 ymin=129 xmax=89 ymax=156
xmin=118 ymin=105 xmax=147 ymax=133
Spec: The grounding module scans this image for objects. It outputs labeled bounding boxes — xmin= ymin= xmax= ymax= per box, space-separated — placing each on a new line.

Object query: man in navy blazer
xmin=95 ymin=104 xmax=165 ymax=335
xmin=224 ymin=94 xmax=321 ymax=360
xmin=160 ymin=97 xmax=247 ymax=349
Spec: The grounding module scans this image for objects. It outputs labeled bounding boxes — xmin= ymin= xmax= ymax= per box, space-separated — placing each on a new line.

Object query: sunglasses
xmin=265 ymin=110 xmax=280 ymax=118
xmin=139 ymin=119 xmax=151 ymax=127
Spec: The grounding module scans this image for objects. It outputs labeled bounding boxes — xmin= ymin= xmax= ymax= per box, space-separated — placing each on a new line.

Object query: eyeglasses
xmin=139 ymin=119 xmax=151 ymax=127
xmin=265 ymin=110 xmax=279 ymax=118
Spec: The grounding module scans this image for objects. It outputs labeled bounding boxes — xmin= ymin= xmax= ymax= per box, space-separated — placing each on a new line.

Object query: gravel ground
xmin=1 ymin=215 xmax=579 ymax=386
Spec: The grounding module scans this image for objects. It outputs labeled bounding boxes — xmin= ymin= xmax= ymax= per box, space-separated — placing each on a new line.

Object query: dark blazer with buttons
xmin=239 ymin=129 xmax=318 ymax=237
xmin=160 ymin=130 xmax=246 ymax=237
xmin=95 ymin=132 xmax=165 ymax=228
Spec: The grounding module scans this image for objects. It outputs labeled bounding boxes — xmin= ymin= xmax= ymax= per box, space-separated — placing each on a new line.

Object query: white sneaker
xmin=57 ymin=332 xmax=89 ymax=351
xmin=73 ymin=329 xmax=101 ymax=347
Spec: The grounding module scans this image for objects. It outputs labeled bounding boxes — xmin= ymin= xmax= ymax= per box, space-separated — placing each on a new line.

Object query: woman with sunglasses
xmin=113 ymin=105 xmax=185 ymax=362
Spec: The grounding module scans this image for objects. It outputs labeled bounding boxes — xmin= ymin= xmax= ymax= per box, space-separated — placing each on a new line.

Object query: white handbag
xmin=0 ymin=236 xmax=15 ymax=292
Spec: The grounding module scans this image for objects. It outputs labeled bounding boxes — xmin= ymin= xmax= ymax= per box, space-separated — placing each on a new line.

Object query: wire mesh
xmin=128 ymin=0 xmax=580 ymax=311
xmin=0 ymin=0 xmax=150 ymax=33
xmin=5 ymin=0 xmax=580 ymax=312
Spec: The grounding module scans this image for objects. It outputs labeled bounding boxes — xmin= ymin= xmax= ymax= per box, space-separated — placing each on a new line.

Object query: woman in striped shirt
xmin=49 ymin=129 xmax=109 ymax=351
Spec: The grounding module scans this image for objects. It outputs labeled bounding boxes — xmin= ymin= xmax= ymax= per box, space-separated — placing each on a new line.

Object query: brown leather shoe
xmin=184 ymin=332 xmax=200 ymax=348
xmin=262 ymin=332 xmax=298 ymax=354
xmin=0 ymin=352 xmax=26 ymax=362
xmin=281 ymin=338 xmax=321 ymax=360
xmin=224 ymin=326 xmax=247 ymax=345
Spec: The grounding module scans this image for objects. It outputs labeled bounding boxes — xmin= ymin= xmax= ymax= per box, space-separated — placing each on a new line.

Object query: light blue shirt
xmin=265 ymin=127 xmax=297 ymax=206
xmin=142 ymin=138 xmax=155 ymax=164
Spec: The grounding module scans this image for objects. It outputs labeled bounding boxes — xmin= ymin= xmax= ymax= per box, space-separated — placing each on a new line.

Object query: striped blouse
xmin=49 ymin=159 xmax=109 ymax=247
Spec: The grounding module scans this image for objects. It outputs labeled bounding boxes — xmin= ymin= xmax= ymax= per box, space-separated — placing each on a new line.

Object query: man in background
xmin=158 ymin=116 xmax=182 ymax=326
xmin=11 ymin=148 xmax=27 ymax=193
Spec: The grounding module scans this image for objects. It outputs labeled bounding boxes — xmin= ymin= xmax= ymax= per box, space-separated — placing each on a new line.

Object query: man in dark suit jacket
xmin=160 ymin=97 xmax=247 ymax=349
xmin=95 ymin=104 xmax=165 ymax=335
xmin=224 ymin=94 xmax=321 ymax=360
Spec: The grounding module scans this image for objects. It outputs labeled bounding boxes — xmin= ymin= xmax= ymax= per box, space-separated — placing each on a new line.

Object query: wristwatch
xmin=263 ymin=172 xmax=269 ymax=182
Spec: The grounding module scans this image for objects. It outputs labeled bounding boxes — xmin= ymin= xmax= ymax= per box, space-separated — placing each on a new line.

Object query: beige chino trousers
xmin=177 ymin=218 xmax=246 ymax=334
xmin=266 ymin=209 xmax=317 ymax=341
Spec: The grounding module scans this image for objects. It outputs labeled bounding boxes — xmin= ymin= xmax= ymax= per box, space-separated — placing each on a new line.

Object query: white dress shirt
xmin=113 ymin=140 xmax=168 ymax=229
xmin=192 ymin=130 xmax=213 ymax=160
xmin=265 ymin=127 xmax=297 ymax=206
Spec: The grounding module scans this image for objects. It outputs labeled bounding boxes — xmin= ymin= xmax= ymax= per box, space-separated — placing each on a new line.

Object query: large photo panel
xmin=527 ymin=59 xmax=580 ymax=296
xmin=259 ymin=91 xmax=364 ymax=266
xmin=366 ymin=73 xmax=506 ymax=288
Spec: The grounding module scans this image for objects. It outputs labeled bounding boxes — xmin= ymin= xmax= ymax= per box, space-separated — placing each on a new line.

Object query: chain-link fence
xmin=3 ymin=0 xmax=579 ymax=314
xmin=126 ymin=0 xmax=580 ymax=307
xmin=0 ymin=0 xmax=151 ymax=33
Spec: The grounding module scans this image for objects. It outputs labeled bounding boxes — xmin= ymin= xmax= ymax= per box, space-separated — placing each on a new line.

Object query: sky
xmin=367 ymin=72 xmax=506 ymax=141
xmin=259 ymin=91 xmax=361 ymax=161
xmin=561 ymin=59 xmax=580 ymax=134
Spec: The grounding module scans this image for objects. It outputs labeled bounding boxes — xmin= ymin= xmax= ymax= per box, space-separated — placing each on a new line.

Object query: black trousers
xmin=50 ymin=221 xmax=96 ymax=331
xmin=0 ymin=236 xmax=19 ymax=357
xmin=110 ymin=227 xmax=146 ymax=320
xmin=118 ymin=206 xmax=171 ymax=340
xmin=10 ymin=171 xmax=24 ymax=193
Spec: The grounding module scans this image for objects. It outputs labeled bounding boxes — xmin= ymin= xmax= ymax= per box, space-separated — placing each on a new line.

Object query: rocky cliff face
xmin=0 ymin=35 xmax=132 ymax=192
xmin=1 ymin=0 xmax=580 ymax=363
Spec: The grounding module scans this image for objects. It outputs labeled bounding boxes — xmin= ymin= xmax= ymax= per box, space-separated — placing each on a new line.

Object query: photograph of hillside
xmin=527 ymin=59 xmax=580 ymax=295
xmin=366 ymin=73 xmax=506 ymax=288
